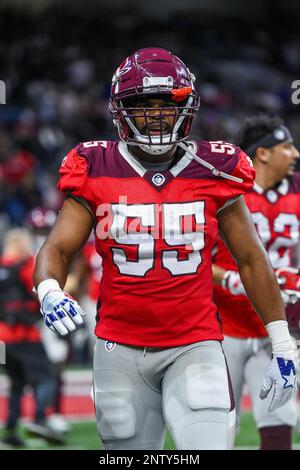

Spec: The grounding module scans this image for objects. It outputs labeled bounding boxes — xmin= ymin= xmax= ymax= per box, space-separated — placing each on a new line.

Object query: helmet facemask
xmin=109 ymin=48 xmax=200 ymax=156
xmin=112 ymin=93 xmax=197 ymax=155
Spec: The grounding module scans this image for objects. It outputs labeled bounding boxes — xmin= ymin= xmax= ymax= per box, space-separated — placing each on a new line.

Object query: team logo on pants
xmin=105 ymin=341 xmax=116 ymax=352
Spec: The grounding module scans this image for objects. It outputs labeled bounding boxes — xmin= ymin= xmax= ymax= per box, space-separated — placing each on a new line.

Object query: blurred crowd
xmin=0 ymin=3 xmax=300 ymax=446
xmin=0 ymin=5 xmax=300 ymax=236
xmin=0 ymin=3 xmax=299 ymax=365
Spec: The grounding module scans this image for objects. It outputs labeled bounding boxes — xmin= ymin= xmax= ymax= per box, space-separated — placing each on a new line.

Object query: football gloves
xmin=260 ymin=321 xmax=297 ymax=412
xmin=259 ymin=355 xmax=297 ymax=412
xmin=275 ymin=267 xmax=300 ymax=306
xmin=221 ymin=270 xmax=246 ymax=296
xmin=41 ymin=290 xmax=86 ymax=336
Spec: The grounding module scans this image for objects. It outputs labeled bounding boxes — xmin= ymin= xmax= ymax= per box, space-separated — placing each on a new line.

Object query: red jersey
xmin=214 ymin=174 xmax=300 ymax=338
xmin=58 ymin=139 xmax=254 ymax=347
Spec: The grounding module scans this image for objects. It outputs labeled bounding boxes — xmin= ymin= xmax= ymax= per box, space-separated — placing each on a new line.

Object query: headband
xmin=245 ymin=126 xmax=293 ymax=157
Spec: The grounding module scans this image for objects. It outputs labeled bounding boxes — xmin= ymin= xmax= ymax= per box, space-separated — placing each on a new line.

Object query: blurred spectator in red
xmin=0 ymin=229 xmax=63 ymax=447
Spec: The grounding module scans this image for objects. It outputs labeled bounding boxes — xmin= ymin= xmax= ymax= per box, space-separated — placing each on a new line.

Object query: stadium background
xmin=0 ymin=0 xmax=300 ymax=449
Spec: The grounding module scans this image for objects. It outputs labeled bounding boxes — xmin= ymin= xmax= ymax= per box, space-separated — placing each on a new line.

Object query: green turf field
xmin=1 ymin=413 xmax=300 ymax=450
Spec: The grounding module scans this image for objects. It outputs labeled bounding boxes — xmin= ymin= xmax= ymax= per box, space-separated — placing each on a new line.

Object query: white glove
xmin=221 ymin=270 xmax=246 ymax=296
xmin=38 ymin=279 xmax=86 ymax=336
xmin=259 ymin=321 xmax=297 ymax=412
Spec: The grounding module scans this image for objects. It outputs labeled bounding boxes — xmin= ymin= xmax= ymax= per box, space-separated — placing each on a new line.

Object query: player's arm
xmin=218 ymin=196 xmax=296 ymax=411
xmin=34 ymin=197 xmax=93 ymax=335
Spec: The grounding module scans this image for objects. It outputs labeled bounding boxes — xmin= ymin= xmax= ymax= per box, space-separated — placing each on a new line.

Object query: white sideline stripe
xmin=61 ymin=370 xmax=92 ymax=382
xmin=58 ymin=416 xmax=95 ymax=422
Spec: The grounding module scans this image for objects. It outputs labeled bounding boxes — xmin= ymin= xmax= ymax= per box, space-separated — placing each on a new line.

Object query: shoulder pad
xmin=196 ymin=140 xmax=241 ymax=175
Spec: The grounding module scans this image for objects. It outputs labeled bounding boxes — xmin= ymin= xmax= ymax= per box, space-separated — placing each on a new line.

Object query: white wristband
xmin=265 ymin=320 xmax=294 ymax=359
xmin=37 ymin=279 xmax=61 ymax=304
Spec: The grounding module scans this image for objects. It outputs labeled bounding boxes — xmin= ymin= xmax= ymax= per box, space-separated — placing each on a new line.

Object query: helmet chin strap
xmin=135 ymin=132 xmax=176 ymax=156
xmin=122 ymin=107 xmax=177 ymax=156
xmin=138 ymin=142 xmax=174 ymax=155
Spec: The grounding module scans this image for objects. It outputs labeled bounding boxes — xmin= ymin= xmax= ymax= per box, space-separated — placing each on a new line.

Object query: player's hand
xmin=275 ymin=267 xmax=300 ymax=306
xmin=41 ymin=290 xmax=86 ymax=336
xmin=260 ymin=320 xmax=297 ymax=412
xmin=259 ymin=354 xmax=297 ymax=412
xmin=221 ymin=270 xmax=246 ymax=296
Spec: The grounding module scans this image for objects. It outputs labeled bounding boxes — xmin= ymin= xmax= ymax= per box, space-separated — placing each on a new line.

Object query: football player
xmin=34 ymin=49 xmax=296 ymax=450
xmin=213 ymin=115 xmax=300 ymax=450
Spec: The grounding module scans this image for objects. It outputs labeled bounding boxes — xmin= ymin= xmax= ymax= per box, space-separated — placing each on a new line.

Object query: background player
xmin=34 ymin=49 xmax=296 ymax=450
xmin=213 ymin=115 xmax=300 ymax=449
xmin=0 ymin=229 xmax=62 ymax=446
xmin=27 ymin=206 xmax=79 ymax=436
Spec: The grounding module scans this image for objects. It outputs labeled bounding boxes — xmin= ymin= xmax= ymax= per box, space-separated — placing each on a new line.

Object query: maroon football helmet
xmin=109 ymin=47 xmax=200 ymax=155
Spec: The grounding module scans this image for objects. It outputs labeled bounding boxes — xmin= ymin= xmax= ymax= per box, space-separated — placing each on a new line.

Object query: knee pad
xmin=94 ymin=372 xmax=137 ymax=441
xmin=174 ymin=409 xmax=236 ymax=450
xmin=169 ymin=363 xmax=235 ymax=449
xmin=186 ymin=363 xmax=231 ymax=410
